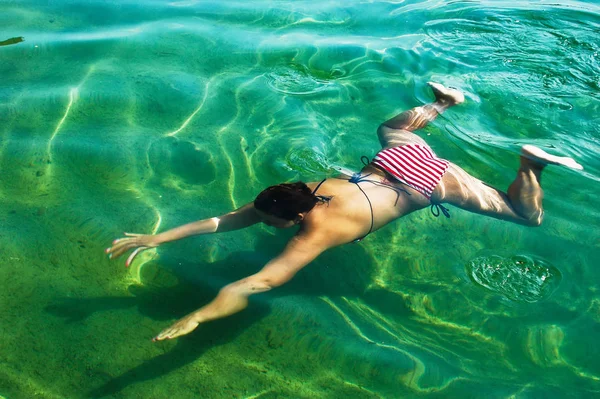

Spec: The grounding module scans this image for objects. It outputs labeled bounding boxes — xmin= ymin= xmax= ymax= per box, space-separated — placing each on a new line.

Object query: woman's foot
xmin=428 ymin=82 xmax=465 ymax=106
xmin=522 ymin=144 xmax=583 ymax=170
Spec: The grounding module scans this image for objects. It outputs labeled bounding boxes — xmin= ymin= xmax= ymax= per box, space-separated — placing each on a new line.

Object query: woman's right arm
xmin=154 ymin=202 xmax=261 ymax=242
xmin=106 ymin=202 xmax=260 ymax=266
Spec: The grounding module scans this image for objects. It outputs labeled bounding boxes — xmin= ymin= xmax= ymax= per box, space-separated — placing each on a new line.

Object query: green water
xmin=1 ymin=1 xmax=599 ymax=398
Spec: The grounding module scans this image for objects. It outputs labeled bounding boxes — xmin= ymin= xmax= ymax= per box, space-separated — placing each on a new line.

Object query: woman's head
xmin=254 ymin=182 xmax=319 ymax=227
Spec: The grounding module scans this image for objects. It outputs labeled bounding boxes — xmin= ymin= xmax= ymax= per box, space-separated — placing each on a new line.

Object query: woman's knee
xmin=377 ymin=124 xmax=426 ymax=148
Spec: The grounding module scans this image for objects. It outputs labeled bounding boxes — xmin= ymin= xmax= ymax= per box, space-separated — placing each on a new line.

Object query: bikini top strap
xmin=312 ymin=178 xmax=327 ymax=195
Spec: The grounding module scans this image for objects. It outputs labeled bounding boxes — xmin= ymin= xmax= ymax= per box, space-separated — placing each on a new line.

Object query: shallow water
xmin=1 ymin=1 xmax=599 ymax=398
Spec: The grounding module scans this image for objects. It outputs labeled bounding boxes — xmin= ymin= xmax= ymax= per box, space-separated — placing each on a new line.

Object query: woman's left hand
xmin=152 ymin=313 xmax=201 ymax=341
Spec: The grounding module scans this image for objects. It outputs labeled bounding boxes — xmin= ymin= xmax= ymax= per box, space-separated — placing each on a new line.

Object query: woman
xmin=106 ymin=83 xmax=582 ymax=341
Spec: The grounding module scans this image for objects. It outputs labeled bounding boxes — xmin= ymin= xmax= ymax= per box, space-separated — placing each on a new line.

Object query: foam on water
xmin=466 ymin=254 xmax=562 ymax=303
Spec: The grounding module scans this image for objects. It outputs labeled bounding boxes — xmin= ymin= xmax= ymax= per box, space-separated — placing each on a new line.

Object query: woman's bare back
xmin=303 ymin=173 xmax=430 ymax=246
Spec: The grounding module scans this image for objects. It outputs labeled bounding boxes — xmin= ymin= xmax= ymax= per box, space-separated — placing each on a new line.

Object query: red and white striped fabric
xmin=372 ymin=144 xmax=449 ymax=199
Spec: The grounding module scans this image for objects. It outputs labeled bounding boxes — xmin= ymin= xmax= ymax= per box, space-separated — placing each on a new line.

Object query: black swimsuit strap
xmin=345 ymin=167 xmax=449 ymax=242
xmin=353 ymin=182 xmax=374 ymax=242
xmin=312 ymin=178 xmax=327 ymax=195
xmin=312 ymin=178 xmax=333 ymax=204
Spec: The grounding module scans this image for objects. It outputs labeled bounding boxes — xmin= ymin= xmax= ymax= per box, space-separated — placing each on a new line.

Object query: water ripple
xmin=2 ymin=1 xmax=600 ymax=397
xmin=466 ymin=254 xmax=562 ymax=303
xmin=265 ymin=64 xmax=335 ymax=95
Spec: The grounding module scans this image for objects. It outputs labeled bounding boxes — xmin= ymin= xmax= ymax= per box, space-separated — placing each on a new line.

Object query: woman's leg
xmin=377 ymin=82 xmax=465 ymax=148
xmin=433 ymin=145 xmax=583 ymax=226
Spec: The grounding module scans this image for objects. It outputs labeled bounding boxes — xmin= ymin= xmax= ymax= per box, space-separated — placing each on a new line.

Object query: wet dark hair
xmin=254 ymin=181 xmax=330 ymax=220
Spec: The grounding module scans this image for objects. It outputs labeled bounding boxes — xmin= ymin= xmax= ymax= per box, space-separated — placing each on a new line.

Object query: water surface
xmin=1 ymin=1 xmax=599 ymax=398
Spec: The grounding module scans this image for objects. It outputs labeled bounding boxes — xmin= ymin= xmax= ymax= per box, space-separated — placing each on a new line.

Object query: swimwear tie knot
xmin=430 ymin=203 xmax=451 ymax=218
xmin=349 ymin=172 xmax=370 ymax=184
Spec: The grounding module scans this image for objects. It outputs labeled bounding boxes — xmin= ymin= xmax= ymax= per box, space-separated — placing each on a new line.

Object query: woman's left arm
xmin=153 ymin=233 xmax=326 ymax=341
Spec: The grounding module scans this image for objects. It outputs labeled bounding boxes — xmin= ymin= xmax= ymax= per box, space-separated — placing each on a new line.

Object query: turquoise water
xmin=1 ymin=1 xmax=600 ymax=398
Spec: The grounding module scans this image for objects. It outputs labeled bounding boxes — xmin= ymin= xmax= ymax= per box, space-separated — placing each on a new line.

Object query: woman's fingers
xmin=110 ymin=244 xmax=132 ymax=259
xmin=153 ymin=324 xmax=187 ymax=341
xmin=153 ymin=317 xmax=199 ymax=341
xmin=106 ymin=239 xmax=135 ymax=258
xmin=108 ymin=233 xmax=143 ymax=250
xmin=153 ymin=328 xmax=173 ymax=341
xmin=106 ymin=238 xmax=129 ymax=254
xmin=106 ymin=234 xmax=155 ymax=264
xmin=125 ymin=246 xmax=147 ymax=267
xmin=106 ymin=234 xmax=144 ymax=254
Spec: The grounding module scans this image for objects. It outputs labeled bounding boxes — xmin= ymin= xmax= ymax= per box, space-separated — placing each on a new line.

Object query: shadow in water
xmin=47 ymin=266 xmax=269 ymax=398
xmin=46 ymin=230 xmax=412 ymax=397
xmin=87 ymin=308 xmax=266 ymax=398
xmin=46 ymin=272 xmax=220 ymax=325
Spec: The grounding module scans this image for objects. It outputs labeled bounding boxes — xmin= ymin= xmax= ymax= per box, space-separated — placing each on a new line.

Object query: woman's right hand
xmin=105 ymin=233 xmax=160 ymax=267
